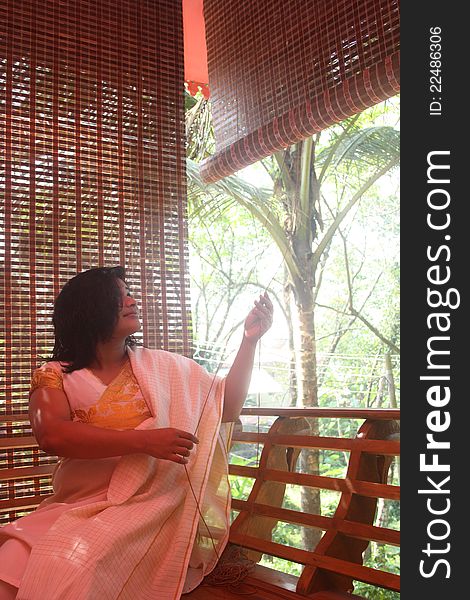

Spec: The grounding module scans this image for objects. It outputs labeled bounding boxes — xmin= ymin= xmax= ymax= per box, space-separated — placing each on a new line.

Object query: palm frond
xmin=186 ymin=159 xmax=302 ymax=282
xmin=186 ymin=158 xmax=272 ymax=218
xmin=316 ymin=126 xmax=400 ymax=171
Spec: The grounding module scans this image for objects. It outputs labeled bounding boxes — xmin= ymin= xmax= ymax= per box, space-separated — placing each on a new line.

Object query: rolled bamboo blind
xmin=0 ymin=0 xmax=190 ymax=523
xmin=200 ymin=0 xmax=400 ymax=182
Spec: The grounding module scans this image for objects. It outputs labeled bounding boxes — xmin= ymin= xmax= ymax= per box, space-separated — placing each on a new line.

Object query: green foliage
xmin=184 ymin=90 xmax=198 ymax=110
xmin=314 ymin=183 xmax=400 ymax=362
xmin=188 ymin=201 xmax=278 ymax=355
xmin=259 ymin=555 xmax=303 ymax=577
xmin=353 ymin=583 xmax=400 ymax=600
xmin=228 ymin=474 xmax=255 ymax=501
xmin=354 ymin=541 xmax=400 ymax=599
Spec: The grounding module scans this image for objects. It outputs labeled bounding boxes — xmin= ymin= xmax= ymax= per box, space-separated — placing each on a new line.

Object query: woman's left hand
xmin=243 ymin=292 xmax=274 ymax=344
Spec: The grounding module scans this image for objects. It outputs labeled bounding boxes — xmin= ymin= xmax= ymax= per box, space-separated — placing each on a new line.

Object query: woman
xmin=0 ymin=266 xmax=273 ymax=600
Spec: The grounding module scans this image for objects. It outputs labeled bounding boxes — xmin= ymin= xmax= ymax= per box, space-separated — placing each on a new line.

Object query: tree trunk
xmin=298 ymin=304 xmax=318 ymax=407
xmin=297 ymin=299 xmax=322 ymax=550
xmin=385 ymin=352 xmax=397 ymax=408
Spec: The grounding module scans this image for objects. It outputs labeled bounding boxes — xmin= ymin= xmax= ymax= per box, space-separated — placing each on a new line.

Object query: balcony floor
xmin=184 ymin=565 xmax=362 ymax=599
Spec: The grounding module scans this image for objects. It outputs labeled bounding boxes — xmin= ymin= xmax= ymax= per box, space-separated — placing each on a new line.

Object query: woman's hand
xmin=140 ymin=428 xmax=199 ymax=464
xmin=243 ymin=292 xmax=274 ymax=344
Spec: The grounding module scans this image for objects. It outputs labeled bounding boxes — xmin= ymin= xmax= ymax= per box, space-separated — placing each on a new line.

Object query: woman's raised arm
xmin=222 ymin=292 xmax=274 ymax=422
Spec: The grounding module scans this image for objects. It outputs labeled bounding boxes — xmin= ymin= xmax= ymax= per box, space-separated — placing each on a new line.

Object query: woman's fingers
xmin=176 ymin=438 xmax=195 ymax=450
xmin=176 ymin=430 xmax=199 ymax=444
xmin=174 ymin=431 xmax=198 ymax=462
xmin=176 ymin=446 xmax=191 ymax=457
xmin=170 ymin=453 xmax=188 ymax=464
xmin=263 ymin=292 xmax=273 ymax=309
xmin=170 ymin=444 xmax=193 ymax=464
xmin=256 ymin=292 xmax=273 ymax=309
xmin=143 ymin=428 xmax=200 ymax=464
xmin=254 ymin=294 xmax=273 ymax=317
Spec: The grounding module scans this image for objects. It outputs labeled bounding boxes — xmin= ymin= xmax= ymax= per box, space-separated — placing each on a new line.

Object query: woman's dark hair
xmin=50 ymin=266 xmax=137 ymax=373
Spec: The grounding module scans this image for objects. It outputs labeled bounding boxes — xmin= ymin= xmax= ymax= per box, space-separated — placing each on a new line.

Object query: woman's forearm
xmin=43 ymin=420 xmax=145 ymax=459
xmin=222 ymin=335 xmax=257 ymax=422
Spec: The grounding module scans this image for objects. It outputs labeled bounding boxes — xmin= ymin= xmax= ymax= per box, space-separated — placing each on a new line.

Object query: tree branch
xmin=312 ymin=156 xmax=399 ymax=270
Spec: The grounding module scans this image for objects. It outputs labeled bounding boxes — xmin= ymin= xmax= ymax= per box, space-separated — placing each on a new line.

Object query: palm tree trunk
xmin=298 ymin=303 xmax=318 ymax=407
xmin=297 ymin=297 xmax=322 ymax=550
xmin=284 ymin=268 xmax=297 ymax=407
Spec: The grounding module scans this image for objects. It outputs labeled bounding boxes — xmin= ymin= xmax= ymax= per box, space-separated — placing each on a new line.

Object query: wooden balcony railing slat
xmin=229 ymin=532 xmax=400 ymax=591
xmin=0 ymin=413 xmax=31 ymax=424
xmin=240 ymin=408 xmax=400 ymax=420
xmin=0 ymin=465 xmax=56 ymax=482
xmin=352 ymin=479 xmax=400 ymax=501
xmin=231 ymin=498 xmax=400 ymax=546
xmin=339 ymin=519 xmax=400 ymax=546
xmin=0 ymin=494 xmax=51 ymax=512
xmin=0 ymin=436 xmax=38 ymax=450
xmin=229 ymin=464 xmax=400 ymax=501
xmin=231 ymin=498 xmax=333 ymax=531
xmin=1 ymin=408 xmax=401 ymax=424
xmin=232 ymin=432 xmax=400 ymax=456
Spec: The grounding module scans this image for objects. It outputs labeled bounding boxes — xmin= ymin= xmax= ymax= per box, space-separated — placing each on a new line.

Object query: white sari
xmin=0 ymin=347 xmax=232 ymax=600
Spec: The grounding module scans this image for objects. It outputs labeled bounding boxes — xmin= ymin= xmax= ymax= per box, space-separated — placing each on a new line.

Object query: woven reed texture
xmin=0 ymin=0 xmax=189 ymax=524
xmin=201 ymin=0 xmax=400 ymax=181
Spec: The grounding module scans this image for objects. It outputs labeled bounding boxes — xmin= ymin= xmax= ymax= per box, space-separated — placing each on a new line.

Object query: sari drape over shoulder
xmin=0 ymin=347 xmax=231 ymax=600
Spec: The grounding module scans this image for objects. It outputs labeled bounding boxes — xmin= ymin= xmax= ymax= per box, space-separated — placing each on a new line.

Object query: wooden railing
xmin=189 ymin=407 xmax=400 ymax=599
xmin=1 ymin=413 xmax=58 ymax=521
xmin=1 ymin=408 xmax=400 ymax=598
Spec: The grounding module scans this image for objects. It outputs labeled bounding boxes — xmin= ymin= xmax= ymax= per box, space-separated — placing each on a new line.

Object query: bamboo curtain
xmin=0 ymin=0 xmax=190 ymax=523
xmin=201 ymin=0 xmax=400 ymax=182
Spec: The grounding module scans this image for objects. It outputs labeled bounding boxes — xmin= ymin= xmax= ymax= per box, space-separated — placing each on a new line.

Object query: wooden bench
xmin=187 ymin=408 xmax=400 ymax=599
xmin=1 ymin=408 xmax=400 ymax=598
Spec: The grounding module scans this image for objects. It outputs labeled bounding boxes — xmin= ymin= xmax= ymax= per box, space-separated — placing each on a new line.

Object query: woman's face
xmin=113 ymin=278 xmax=141 ymax=339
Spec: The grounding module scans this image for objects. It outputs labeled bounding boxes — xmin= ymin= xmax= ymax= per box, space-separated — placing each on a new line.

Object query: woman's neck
xmin=92 ymin=339 xmax=128 ymax=371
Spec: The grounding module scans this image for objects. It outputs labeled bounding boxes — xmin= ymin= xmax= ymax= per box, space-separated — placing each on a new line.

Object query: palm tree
xmin=188 ymin=104 xmax=399 ymax=402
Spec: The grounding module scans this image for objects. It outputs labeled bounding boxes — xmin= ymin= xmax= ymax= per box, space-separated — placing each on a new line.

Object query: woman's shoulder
xmin=30 ymin=361 xmax=66 ymax=394
xmin=34 ymin=360 xmax=64 ymax=372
